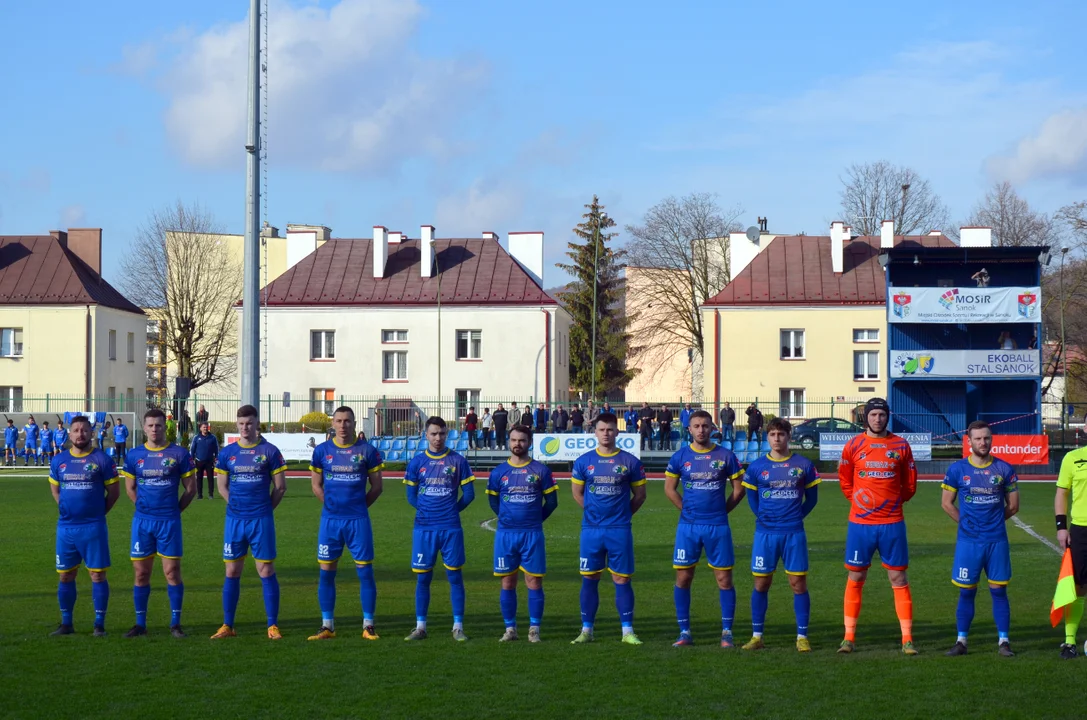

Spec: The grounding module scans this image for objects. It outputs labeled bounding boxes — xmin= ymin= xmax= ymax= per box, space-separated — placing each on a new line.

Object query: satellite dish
xmin=745 ymin=226 xmax=760 ymax=243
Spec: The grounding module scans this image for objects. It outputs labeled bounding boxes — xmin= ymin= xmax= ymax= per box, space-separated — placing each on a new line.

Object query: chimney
xmin=66 ymin=228 xmax=103 ymax=275
xmin=880 ymin=220 xmax=894 ymax=249
xmin=959 ymin=226 xmax=993 ymax=248
xmin=389 ymin=231 xmax=403 ymax=244
xmin=420 ymin=225 xmax=435 ymax=278
xmin=260 ymin=223 xmax=280 ymax=238
xmin=508 ymin=231 xmax=544 ymax=286
xmin=286 ymin=225 xmax=322 ymax=271
xmin=372 ymin=226 xmax=388 ymax=278
xmin=482 ymin=231 xmax=499 ymax=241
xmin=928 ymin=230 xmax=943 ymax=237
xmin=830 ymin=221 xmax=845 ymax=274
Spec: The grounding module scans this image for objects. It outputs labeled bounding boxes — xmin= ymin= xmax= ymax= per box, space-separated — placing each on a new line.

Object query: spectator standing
xmin=657 ymin=405 xmax=674 ymax=451
xmin=587 ymin=401 xmax=601 ymax=429
xmin=553 ymin=405 xmax=569 ymax=433
xmin=746 ymin=404 xmax=764 ymax=445
xmin=481 ymin=408 xmax=494 ymax=449
xmin=639 ymin=402 xmax=655 ymax=451
xmin=98 ymin=421 xmax=111 ymax=453
xmin=679 ymin=403 xmax=693 ymax=443
xmin=112 ymin=417 xmax=130 ymax=462
xmin=493 ymin=404 xmax=510 ymax=450
xmin=465 ymin=407 xmax=479 ymax=449
xmin=624 ymin=405 xmax=639 ymax=433
xmin=521 ymin=405 xmax=534 ymax=428
xmin=570 ymin=406 xmax=585 ymax=433
xmin=165 ymin=413 xmax=177 ymax=443
xmin=189 ymin=423 xmax=220 ymax=499
xmin=720 ymin=402 xmax=736 ymax=442
xmin=179 ymin=410 xmax=193 ymax=445
xmin=534 ymin=403 xmax=549 ymax=432
xmin=195 ymin=404 xmax=209 ymax=426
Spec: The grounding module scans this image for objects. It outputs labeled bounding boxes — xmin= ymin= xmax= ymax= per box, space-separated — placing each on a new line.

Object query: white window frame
xmin=0 ymin=385 xmax=23 ymax=412
xmin=382 ymin=350 xmax=408 ymax=381
xmin=456 ymin=330 xmax=482 ymax=360
xmin=108 ymin=329 xmax=117 ymax=361
xmin=779 ymin=388 xmax=806 ymax=419
xmin=0 ymin=328 xmax=23 ymax=358
xmin=127 ymin=332 xmax=135 ymax=363
xmin=311 ymin=330 xmax=335 ymax=360
xmin=854 ymin=350 xmax=880 ymax=380
xmin=310 ymin=388 xmax=336 ymax=416
xmin=853 ymin=328 xmax=880 ymax=343
xmin=381 ymin=329 xmax=408 ymax=344
xmin=780 ymin=329 xmax=805 ymax=360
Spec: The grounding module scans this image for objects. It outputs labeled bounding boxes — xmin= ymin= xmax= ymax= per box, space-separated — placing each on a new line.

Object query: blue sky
xmin=2 ymin=0 xmax=1086 ymax=287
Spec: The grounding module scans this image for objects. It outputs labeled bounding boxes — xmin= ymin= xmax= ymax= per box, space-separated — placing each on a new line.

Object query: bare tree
xmin=121 ymin=201 xmax=241 ymax=391
xmin=1057 ymin=201 xmax=1087 ymax=254
xmin=625 ymin=193 xmax=743 ymax=399
xmin=958 ymin=181 xmax=1054 ymax=247
xmin=839 ymin=161 xmax=950 ymax=236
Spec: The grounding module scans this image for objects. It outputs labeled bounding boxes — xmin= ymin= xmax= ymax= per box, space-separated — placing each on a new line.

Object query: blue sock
xmin=500 ymin=588 xmax=518 ymax=627
xmin=674 ymin=585 xmax=691 ymax=633
xmin=751 ymin=588 xmax=768 ymax=635
xmin=447 ymin=569 xmax=465 ymax=623
xmin=415 ymin=571 xmax=432 ymax=623
xmin=58 ymin=580 xmax=76 ymax=626
xmin=990 ymin=585 xmax=1010 ymax=640
xmin=356 ymin=564 xmax=376 ymax=623
xmin=956 ymin=587 xmax=977 ymax=639
xmin=580 ymin=577 xmax=600 ymax=628
xmin=318 ymin=568 xmax=337 ymax=626
xmin=223 ymin=576 xmax=240 ymax=627
xmin=720 ymin=587 xmax=736 ymax=633
xmin=615 ymin=581 xmax=634 ymax=629
xmin=134 ymin=585 xmax=150 ymax=627
xmin=794 ymin=591 xmax=811 ymax=636
xmin=167 ymin=583 xmax=183 ymax=627
xmin=92 ymin=580 xmax=109 ymax=629
xmin=528 ymin=587 xmax=544 ymax=626
xmin=261 ymin=574 xmax=280 ymax=627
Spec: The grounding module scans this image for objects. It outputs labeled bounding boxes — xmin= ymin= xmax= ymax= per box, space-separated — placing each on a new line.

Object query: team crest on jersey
xmin=526 ymin=474 xmax=540 ymax=484
xmin=137 ymin=459 xmax=145 ymax=468
xmin=59 ymin=463 xmax=67 ymax=473
xmin=683 ymin=462 xmax=692 ymax=471
xmin=253 ymin=454 xmax=268 ymax=464
xmin=991 ymin=475 xmax=1003 ymax=485
xmin=325 ymin=454 xmax=335 ymax=464
xmin=443 ymin=466 xmax=456 ymax=477
xmin=586 ymin=465 xmax=595 ymax=475
xmin=789 ymin=467 xmax=804 ymax=478
xmin=859 ymin=452 xmax=867 ymax=460
xmin=615 ymin=465 xmax=628 ymax=475
xmin=886 ymin=450 xmax=901 ymax=460
xmin=760 ymin=470 xmax=770 ymax=480
xmin=710 ymin=460 xmax=725 ymax=470
xmin=962 ymin=475 xmax=971 ymax=486
xmin=501 ymin=475 xmax=509 ymax=485
xmin=162 ymin=457 xmax=177 ymax=469
xmin=351 ymin=453 xmax=364 ymax=464
xmin=85 ymin=462 xmax=99 ymax=474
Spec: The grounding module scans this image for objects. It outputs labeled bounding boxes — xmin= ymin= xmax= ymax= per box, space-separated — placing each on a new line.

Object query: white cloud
xmin=987 ymin=109 xmax=1087 ymax=184
xmin=160 ymin=0 xmax=487 ymax=173
xmin=60 ymin=204 xmax=87 ymax=228
xmin=434 ymin=180 xmax=525 ymax=237
xmin=108 ymin=41 xmax=159 ymax=77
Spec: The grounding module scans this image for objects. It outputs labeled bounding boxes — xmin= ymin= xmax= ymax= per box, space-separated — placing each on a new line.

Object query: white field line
xmin=480 ymin=518 xmax=496 ymax=533
xmin=1011 ymin=516 xmax=1062 ymax=556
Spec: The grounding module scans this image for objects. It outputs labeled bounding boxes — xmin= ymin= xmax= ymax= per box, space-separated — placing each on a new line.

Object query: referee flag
xmin=1051 ymin=548 xmax=1077 ymax=627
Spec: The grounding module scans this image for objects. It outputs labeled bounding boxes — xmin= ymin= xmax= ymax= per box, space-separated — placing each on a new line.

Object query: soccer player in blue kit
xmin=53 ymin=421 xmax=68 ymax=457
xmin=570 ymin=412 xmax=647 ymax=645
xmin=49 ymin=415 xmax=120 ymax=636
xmin=121 ymin=408 xmax=197 ymax=638
xmin=742 ymin=417 xmax=820 ymax=652
xmin=404 ymin=416 xmax=476 ymax=642
xmin=210 ymin=405 xmax=288 ymax=640
xmin=4 ymin=418 xmax=17 ymax=465
xmin=24 ymin=415 xmax=41 ymax=466
xmin=664 ymin=409 xmax=745 ymax=648
xmin=941 ymin=420 xmax=1018 ymax=657
xmin=40 ymin=421 xmax=55 ymax=460
xmin=487 ymin=424 xmax=558 ymax=642
xmin=307 ymin=406 xmax=384 ymax=641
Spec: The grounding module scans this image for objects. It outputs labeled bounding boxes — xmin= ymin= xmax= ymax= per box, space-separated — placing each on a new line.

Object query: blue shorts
xmin=845 ymin=521 xmax=909 ymax=571
xmin=318 ymin=515 xmax=374 ymax=565
xmin=223 ymin=514 xmax=277 ymax=562
xmin=580 ymin=526 xmax=635 ymax=577
xmin=752 ymin=530 xmax=808 ymax=575
xmin=56 ymin=521 xmax=111 ymax=572
xmin=673 ymin=523 xmax=734 ymax=571
xmin=952 ymin=539 xmax=1011 ymax=587
xmin=41 ymin=443 xmax=54 ymax=453
xmin=412 ymin=527 xmax=465 ymax=572
xmin=494 ymin=529 xmax=546 ymax=577
xmin=131 ymin=516 xmax=183 ymax=560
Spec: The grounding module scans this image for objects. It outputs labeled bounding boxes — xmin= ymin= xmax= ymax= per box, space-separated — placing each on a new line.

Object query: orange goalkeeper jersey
xmin=838 ymin=432 xmax=917 ymax=524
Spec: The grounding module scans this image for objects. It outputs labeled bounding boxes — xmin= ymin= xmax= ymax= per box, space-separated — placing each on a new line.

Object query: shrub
xmin=299 ymin=411 xmax=331 ymax=432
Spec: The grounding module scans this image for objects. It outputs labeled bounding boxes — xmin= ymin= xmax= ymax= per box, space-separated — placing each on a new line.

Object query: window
xmin=311 ymin=330 xmax=335 ymax=360
xmin=0 ymin=328 xmax=23 ymax=357
xmin=780 ymin=329 xmax=804 ymax=359
xmin=854 ymin=350 xmax=879 ymax=380
xmin=779 ymin=388 xmax=806 ymax=419
xmin=310 ymin=388 xmax=335 ymax=415
xmin=127 ymin=332 xmax=135 ymax=362
xmin=147 ymin=345 xmax=160 ymax=364
xmin=0 ymin=386 xmax=23 ymax=412
xmin=126 ymin=388 xmax=135 ymax=409
xmin=853 ymin=329 xmax=879 ymax=343
xmin=456 ymin=389 xmax=481 ymax=418
xmin=456 ymin=330 xmax=482 ymax=360
xmin=108 ymin=330 xmax=117 ymax=361
xmin=381 ymin=329 xmax=408 ymax=343
xmin=107 ymin=387 xmax=116 ymax=405
xmin=382 ymin=351 xmax=408 ymax=381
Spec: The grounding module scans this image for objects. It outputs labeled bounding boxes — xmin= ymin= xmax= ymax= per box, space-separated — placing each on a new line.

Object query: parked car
xmin=792 ymin=417 xmax=863 ymax=450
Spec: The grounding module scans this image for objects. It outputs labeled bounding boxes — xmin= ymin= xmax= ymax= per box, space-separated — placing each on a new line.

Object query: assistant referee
xmin=1055 ymin=445 xmax=1087 ymax=659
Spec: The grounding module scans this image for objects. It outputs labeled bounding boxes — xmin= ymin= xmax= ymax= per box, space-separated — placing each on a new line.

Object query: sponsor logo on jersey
xmin=886 ymin=450 xmax=901 ymax=460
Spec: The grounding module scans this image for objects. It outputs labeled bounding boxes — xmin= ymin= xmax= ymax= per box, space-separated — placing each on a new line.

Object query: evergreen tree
xmin=557 ymin=195 xmax=638 ymax=398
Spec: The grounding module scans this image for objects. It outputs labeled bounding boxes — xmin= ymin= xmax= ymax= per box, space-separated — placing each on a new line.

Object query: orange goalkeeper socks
xmin=843 ymin=579 xmax=864 ymax=641
xmin=893 ymin=584 xmax=913 ymax=643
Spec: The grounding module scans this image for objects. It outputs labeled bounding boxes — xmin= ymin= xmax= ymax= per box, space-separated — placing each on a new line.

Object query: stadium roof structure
xmin=0 ymin=234 xmax=143 ymax=314
xmin=261 ymin=237 xmax=557 ymax=306
xmin=704 ymin=234 xmax=957 ymax=306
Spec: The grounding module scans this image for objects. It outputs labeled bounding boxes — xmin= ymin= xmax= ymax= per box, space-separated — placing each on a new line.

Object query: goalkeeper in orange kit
xmin=837 ymin=398 xmax=918 ymax=655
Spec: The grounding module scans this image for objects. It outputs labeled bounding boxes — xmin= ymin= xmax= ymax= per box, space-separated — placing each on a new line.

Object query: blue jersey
xmin=216 ymin=439 xmax=287 ymax=519
xmin=487 ymin=459 xmax=558 ymax=530
xmin=743 ymin=454 xmax=821 ymax=533
xmin=942 ymin=456 xmax=1019 ymax=542
xmin=123 ymin=443 xmax=195 ymax=520
xmin=24 ymin=423 xmax=40 ymax=446
xmin=665 ymin=443 xmax=744 ymax=525
xmin=49 ymin=449 xmax=119 ymax=525
xmin=189 ymin=433 xmax=219 ymax=463
xmin=572 ymin=448 xmax=646 ymax=528
xmin=113 ymin=424 xmax=130 ymax=444
xmin=53 ymin=427 xmax=68 ymax=448
xmin=310 ymin=437 xmax=384 ymax=519
xmin=40 ymin=429 xmax=54 ymax=449
xmin=4 ymin=425 xmax=16 ymax=446
xmin=404 ymin=449 xmax=475 ymax=529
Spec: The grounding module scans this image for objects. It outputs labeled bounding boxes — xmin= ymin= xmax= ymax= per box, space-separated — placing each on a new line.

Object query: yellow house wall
xmin=625 ymin=266 xmax=696 ymax=401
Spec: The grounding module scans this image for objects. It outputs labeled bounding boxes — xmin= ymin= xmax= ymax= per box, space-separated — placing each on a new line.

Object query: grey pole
xmin=589 ymin=218 xmax=600 ymax=402
xmin=240 ymin=0 xmax=261 ymax=408
xmin=1060 ymin=246 xmax=1070 ymax=431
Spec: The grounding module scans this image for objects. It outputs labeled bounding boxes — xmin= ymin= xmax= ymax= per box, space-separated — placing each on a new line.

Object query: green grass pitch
xmin=1 ymin=473 xmax=1085 ymax=719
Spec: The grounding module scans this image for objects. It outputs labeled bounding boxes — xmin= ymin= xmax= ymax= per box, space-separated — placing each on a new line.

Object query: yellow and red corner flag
xmin=1051 ymin=548 xmax=1077 ymax=627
